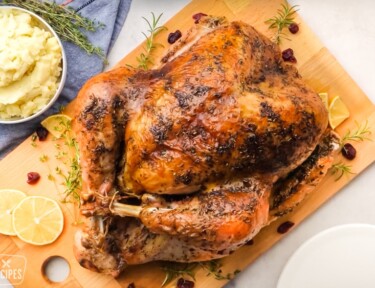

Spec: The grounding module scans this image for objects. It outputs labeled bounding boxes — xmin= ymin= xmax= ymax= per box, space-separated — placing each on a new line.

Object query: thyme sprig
xmin=331 ymin=162 xmax=354 ymax=181
xmin=57 ymin=119 xmax=82 ymax=204
xmin=265 ymin=1 xmax=299 ymax=44
xmin=161 ymin=262 xmax=197 ymax=287
xmin=44 ymin=117 xmax=81 ymax=204
xmin=340 ymin=120 xmax=372 ymax=147
xmin=3 ymin=0 xmax=106 ymax=60
xmin=137 ymin=12 xmax=167 ymax=70
xmin=161 ymin=260 xmax=240 ymax=287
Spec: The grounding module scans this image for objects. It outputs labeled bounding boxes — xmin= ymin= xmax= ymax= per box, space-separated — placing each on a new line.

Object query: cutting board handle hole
xmin=41 ymin=255 xmax=70 ymax=283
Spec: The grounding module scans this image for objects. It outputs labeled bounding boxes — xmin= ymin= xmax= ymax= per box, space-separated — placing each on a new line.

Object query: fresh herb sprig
xmin=137 ymin=12 xmax=167 ymax=70
xmin=330 ymin=121 xmax=372 ymax=181
xmin=331 ymin=162 xmax=354 ymax=181
xmin=3 ymin=0 xmax=105 ymax=60
xmin=57 ymin=119 xmax=82 ymax=204
xmin=161 ymin=262 xmax=197 ymax=287
xmin=340 ymin=120 xmax=372 ymax=148
xmin=199 ymin=260 xmax=240 ymax=281
xmin=161 ymin=260 xmax=239 ymax=287
xmin=44 ymin=117 xmax=81 ymax=204
xmin=265 ymin=1 xmax=299 ymax=44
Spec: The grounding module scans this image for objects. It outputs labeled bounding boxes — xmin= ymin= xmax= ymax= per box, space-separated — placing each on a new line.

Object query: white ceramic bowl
xmin=0 ymin=6 xmax=67 ymax=124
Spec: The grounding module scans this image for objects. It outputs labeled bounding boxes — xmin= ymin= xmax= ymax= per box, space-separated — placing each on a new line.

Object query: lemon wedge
xmin=12 ymin=196 xmax=64 ymax=245
xmin=41 ymin=114 xmax=72 ymax=139
xmin=0 ymin=189 xmax=27 ymax=236
xmin=328 ymin=95 xmax=350 ymax=129
xmin=318 ymin=92 xmax=329 ymax=110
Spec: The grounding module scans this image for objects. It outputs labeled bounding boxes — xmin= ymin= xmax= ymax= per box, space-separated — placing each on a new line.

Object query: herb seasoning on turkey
xmin=73 ymin=16 xmax=339 ymax=277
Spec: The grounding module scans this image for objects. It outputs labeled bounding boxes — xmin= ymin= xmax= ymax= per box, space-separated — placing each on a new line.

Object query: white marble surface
xmin=2 ymin=1 xmax=374 ymax=287
xmin=110 ymin=1 xmax=375 ymax=288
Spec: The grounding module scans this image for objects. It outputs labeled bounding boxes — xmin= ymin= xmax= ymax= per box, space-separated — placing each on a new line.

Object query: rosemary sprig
xmin=137 ymin=12 xmax=167 ymax=70
xmin=3 ymin=0 xmax=105 ymax=60
xmin=331 ymin=162 xmax=354 ymax=181
xmin=340 ymin=120 xmax=372 ymax=147
xmin=265 ymin=1 xmax=299 ymax=44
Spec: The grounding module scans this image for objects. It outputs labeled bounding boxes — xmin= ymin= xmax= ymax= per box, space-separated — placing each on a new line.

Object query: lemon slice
xmin=0 ymin=189 xmax=27 ymax=236
xmin=328 ymin=96 xmax=350 ymax=129
xmin=41 ymin=114 xmax=72 ymax=139
xmin=12 ymin=196 xmax=64 ymax=245
xmin=318 ymin=92 xmax=329 ymax=110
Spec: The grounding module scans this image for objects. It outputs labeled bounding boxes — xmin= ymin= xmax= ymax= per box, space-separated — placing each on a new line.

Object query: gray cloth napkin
xmin=0 ymin=0 xmax=132 ymax=159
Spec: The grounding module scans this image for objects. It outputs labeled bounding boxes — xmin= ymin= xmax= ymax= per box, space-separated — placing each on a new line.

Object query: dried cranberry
xmin=341 ymin=143 xmax=356 ymax=160
xmin=277 ymin=221 xmax=295 ymax=234
xmin=192 ymin=13 xmax=207 ymax=24
xmin=282 ymin=48 xmax=297 ymax=63
xmin=288 ymin=23 xmax=299 ymax=34
xmin=168 ymin=30 xmax=182 ymax=44
xmin=27 ymin=172 xmax=40 ymax=184
xmin=177 ymin=278 xmax=194 ymax=288
xmin=127 ymin=283 xmax=135 ymax=288
xmin=35 ymin=126 xmax=49 ymax=141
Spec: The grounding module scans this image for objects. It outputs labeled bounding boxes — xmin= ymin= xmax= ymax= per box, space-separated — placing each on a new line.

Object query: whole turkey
xmin=73 ymin=16 xmax=339 ymax=276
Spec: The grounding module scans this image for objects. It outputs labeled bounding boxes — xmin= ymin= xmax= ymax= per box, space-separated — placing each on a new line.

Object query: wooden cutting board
xmin=1 ymin=0 xmax=375 ymax=287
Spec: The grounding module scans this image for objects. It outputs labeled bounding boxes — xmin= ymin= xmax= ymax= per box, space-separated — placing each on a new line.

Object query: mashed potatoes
xmin=0 ymin=9 xmax=62 ymax=120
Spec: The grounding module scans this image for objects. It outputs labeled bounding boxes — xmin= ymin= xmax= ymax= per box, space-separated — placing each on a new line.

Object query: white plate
xmin=277 ymin=224 xmax=375 ymax=288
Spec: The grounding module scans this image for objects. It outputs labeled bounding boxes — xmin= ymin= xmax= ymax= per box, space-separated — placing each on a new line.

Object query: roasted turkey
xmin=73 ymin=16 xmax=339 ymax=276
